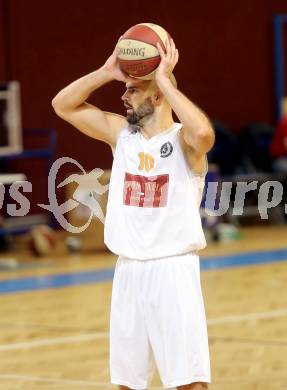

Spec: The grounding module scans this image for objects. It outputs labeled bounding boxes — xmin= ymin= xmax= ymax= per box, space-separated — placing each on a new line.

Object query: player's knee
xmin=118 ymin=387 xmax=146 ymax=390
xmin=177 ymin=382 xmax=208 ymax=390
xmin=118 ymin=386 xmax=137 ymax=390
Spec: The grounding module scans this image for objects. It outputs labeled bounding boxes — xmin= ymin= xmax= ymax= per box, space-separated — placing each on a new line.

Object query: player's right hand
xmin=103 ymin=39 xmax=134 ymax=83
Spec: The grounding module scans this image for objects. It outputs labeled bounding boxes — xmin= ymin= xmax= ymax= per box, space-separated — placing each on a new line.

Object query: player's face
xmin=122 ymin=81 xmax=155 ymax=125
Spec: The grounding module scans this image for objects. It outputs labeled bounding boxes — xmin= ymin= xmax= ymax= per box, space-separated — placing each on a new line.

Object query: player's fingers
xmin=173 ymin=48 xmax=179 ymax=65
xmin=116 ymin=36 xmax=123 ymax=49
xmin=169 ymin=39 xmax=175 ymax=63
xmin=170 ymin=41 xmax=176 ymax=61
xmin=170 ymin=38 xmax=176 ymax=55
xmin=176 ymin=49 xmax=179 ymax=61
xmin=172 ymin=41 xmax=178 ymax=64
xmin=157 ymin=42 xmax=165 ymax=58
xmin=165 ymin=38 xmax=172 ymax=59
xmin=112 ymin=45 xmax=118 ymax=56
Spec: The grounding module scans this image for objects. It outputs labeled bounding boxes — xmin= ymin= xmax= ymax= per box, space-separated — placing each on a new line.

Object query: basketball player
xmin=52 ymin=36 xmax=215 ymax=390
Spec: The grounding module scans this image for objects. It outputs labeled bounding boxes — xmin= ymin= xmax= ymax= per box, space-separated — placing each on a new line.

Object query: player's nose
xmin=121 ymin=90 xmax=129 ymax=101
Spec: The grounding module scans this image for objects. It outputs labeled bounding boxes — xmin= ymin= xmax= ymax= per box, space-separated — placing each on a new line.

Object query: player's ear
xmin=152 ymin=89 xmax=164 ymax=106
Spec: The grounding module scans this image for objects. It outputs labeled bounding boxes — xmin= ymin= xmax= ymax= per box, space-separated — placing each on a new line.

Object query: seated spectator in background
xmin=270 ymin=100 xmax=287 ymax=173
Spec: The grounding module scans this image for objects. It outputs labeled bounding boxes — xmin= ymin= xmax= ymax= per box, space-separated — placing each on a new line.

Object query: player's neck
xmin=140 ymin=112 xmax=174 ymax=140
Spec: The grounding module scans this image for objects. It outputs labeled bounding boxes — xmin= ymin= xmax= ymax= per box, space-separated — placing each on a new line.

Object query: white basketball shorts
xmin=110 ymin=252 xmax=211 ymax=389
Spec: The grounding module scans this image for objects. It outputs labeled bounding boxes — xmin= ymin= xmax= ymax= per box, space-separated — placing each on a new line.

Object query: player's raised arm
xmin=156 ymin=38 xmax=215 ymax=159
xmin=51 ymin=42 xmax=131 ymax=148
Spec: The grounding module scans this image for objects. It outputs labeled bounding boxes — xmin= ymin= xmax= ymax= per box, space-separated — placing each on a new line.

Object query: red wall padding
xmin=1 ymin=0 xmax=287 ymax=211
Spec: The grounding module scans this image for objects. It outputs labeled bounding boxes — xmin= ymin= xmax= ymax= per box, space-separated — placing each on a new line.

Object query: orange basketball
xmin=117 ymin=23 xmax=170 ymax=80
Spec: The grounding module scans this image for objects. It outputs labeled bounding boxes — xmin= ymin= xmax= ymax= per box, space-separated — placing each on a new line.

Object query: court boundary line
xmin=0 ymin=374 xmax=112 ymax=388
xmin=0 ymin=373 xmax=285 ymax=388
xmin=207 ymin=307 xmax=287 ymax=324
xmin=0 ymin=332 xmax=109 ymax=351
xmin=0 ymin=247 xmax=287 ymax=295
xmin=0 ymin=374 xmax=163 ymax=389
xmin=0 ymin=308 xmax=287 ymax=352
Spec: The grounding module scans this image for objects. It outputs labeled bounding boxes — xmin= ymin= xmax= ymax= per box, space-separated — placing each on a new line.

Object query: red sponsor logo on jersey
xmin=123 ymin=173 xmax=169 ymax=207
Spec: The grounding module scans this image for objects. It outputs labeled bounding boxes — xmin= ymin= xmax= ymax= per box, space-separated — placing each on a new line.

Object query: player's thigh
xmin=146 ymin=254 xmax=210 ymax=385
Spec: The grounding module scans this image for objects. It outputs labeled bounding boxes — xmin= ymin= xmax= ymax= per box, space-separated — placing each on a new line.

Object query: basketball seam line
xmin=119 ymin=37 xmax=164 ymax=49
xmin=118 ymin=55 xmax=160 ymax=61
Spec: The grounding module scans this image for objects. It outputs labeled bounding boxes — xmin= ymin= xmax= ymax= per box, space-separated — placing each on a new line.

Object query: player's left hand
xmin=155 ymin=37 xmax=179 ymax=83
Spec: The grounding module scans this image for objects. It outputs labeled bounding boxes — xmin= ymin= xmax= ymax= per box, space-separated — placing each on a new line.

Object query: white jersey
xmin=104 ymin=122 xmax=207 ymax=260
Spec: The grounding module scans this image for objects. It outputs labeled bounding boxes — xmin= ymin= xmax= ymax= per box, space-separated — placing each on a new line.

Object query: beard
xmin=126 ymin=98 xmax=154 ymax=132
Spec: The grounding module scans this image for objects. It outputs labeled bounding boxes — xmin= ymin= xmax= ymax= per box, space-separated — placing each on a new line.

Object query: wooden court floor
xmin=0 ymin=226 xmax=286 ymax=389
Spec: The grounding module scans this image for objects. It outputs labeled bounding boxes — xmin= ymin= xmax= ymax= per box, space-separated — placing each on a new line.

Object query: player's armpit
xmin=55 ymin=102 xmax=126 ymax=147
xmin=188 ymin=152 xmax=207 ymax=175
xmin=179 ymin=131 xmax=208 ymax=175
